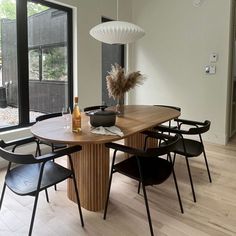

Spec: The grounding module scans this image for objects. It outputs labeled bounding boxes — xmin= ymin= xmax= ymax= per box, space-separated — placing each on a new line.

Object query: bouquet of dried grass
xmin=106 ymin=64 xmax=145 ymax=100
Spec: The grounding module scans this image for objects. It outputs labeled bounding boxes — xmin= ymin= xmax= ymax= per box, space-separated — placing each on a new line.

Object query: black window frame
xmin=0 ymin=0 xmax=73 ymax=132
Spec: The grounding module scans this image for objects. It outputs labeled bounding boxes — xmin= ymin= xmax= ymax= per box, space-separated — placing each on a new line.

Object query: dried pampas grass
xmin=106 ymin=64 xmax=145 ymax=100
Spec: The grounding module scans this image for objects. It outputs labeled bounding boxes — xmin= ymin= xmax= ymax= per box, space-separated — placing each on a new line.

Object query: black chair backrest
xmin=36 ymin=112 xmax=62 ymax=122
xmin=0 ymin=147 xmax=37 ymax=164
xmin=84 ymin=105 xmax=107 ymax=112
xmin=154 ymin=105 xmax=181 ymax=112
xmin=146 ymin=133 xmax=180 ymax=157
xmin=183 ymin=120 xmax=211 ymax=135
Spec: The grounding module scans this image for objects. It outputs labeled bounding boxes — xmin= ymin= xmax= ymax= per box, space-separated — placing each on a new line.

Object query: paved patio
xmin=0 ymin=106 xmax=43 ymax=128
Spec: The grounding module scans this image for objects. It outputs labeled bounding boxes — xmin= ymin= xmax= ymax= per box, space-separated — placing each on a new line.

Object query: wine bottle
xmin=72 ymin=96 xmax=81 ymax=133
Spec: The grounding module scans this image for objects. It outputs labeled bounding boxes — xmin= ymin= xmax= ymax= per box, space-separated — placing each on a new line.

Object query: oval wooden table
xmin=31 ymin=105 xmax=180 ymax=212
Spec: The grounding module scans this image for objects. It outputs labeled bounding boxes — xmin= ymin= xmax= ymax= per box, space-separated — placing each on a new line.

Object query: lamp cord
xmin=116 ymin=0 xmax=119 ymax=20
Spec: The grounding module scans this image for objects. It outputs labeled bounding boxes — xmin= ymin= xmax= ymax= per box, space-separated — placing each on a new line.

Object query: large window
xmin=0 ymin=0 xmax=73 ymax=130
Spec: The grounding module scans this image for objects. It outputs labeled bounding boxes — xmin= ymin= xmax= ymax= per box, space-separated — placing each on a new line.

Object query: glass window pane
xmin=42 ymin=46 xmax=67 ymax=81
xmin=27 ymin=2 xmax=69 ymax=121
xmin=0 ymin=0 xmax=19 ymax=128
xmin=29 ymin=49 xmax=40 ymax=80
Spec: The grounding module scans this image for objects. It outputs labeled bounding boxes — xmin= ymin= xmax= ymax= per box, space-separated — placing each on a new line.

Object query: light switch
xmin=210 ymin=53 xmax=218 ymax=63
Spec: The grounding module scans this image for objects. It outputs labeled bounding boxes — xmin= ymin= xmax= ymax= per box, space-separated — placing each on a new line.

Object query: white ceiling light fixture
xmin=89 ymin=0 xmax=145 ymax=45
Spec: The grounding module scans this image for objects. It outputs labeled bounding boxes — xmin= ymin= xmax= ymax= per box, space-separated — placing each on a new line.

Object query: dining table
xmin=31 ymin=105 xmax=180 ymax=212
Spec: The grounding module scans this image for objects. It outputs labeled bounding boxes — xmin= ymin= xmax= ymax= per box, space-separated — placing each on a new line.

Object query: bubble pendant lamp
xmin=89 ymin=0 xmax=145 ymax=44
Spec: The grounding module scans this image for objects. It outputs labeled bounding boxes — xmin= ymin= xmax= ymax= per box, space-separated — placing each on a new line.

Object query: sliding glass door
xmin=0 ymin=0 xmax=73 ymax=130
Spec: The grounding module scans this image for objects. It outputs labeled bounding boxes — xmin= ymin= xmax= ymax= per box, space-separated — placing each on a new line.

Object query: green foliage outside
xmin=43 ymin=47 xmax=67 ymax=81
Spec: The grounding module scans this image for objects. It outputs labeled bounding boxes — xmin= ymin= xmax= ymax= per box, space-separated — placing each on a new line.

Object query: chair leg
xmin=51 ymin=145 xmax=58 ymax=191
xmin=45 ymin=189 xmax=49 ymax=203
xmin=0 ymin=183 xmax=7 ymax=210
xmin=103 ymin=171 xmax=114 ymax=220
xmin=168 ymin=154 xmax=184 ymax=213
xmin=35 ymin=140 xmax=41 ymax=157
xmin=138 ymin=181 xmax=141 ymax=194
xmin=28 ymin=192 xmax=40 ymax=236
xmin=202 ymin=149 xmax=212 ymax=183
xmin=68 ymin=155 xmax=84 ymax=227
xmin=104 ymin=150 xmax=117 ymax=220
xmin=142 ymin=184 xmax=154 ymax=236
xmin=71 ymin=174 xmax=84 ymax=227
xmin=172 ymin=169 xmax=184 ymax=213
xmin=0 ymin=162 xmax=11 ymax=210
xmin=185 ymin=157 xmax=196 ymax=202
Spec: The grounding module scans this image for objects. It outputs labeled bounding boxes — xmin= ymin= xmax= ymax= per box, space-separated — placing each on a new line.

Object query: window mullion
xmin=16 ymin=0 xmax=29 ymax=125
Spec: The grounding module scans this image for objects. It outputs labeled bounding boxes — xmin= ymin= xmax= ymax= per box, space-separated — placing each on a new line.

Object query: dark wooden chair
xmin=103 ymin=132 xmax=183 ymax=236
xmin=156 ymin=118 xmax=211 ymax=202
xmin=0 ymin=144 xmax=84 ymax=236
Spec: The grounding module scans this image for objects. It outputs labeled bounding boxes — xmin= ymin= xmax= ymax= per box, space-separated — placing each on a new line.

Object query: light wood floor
xmin=0 ymin=138 xmax=236 ymax=236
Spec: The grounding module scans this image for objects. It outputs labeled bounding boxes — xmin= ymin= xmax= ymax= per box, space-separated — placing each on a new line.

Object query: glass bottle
xmin=72 ymin=96 xmax=81 ymax=133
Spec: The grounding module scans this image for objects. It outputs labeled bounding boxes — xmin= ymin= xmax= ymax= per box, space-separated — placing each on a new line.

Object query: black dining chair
xmin=154 ymin=105 xmax=181 ymax=130
xmin=103 ymin=132 xmax=183 ymax=236
xmin=36 ymin=112 xmax=68 ymax=191
xmin=0 ymin=137 xmax=51 ymax=202
xmin=156 ymin=119 xmax=211 ymax=202
xmin=0 ymin=144 xmax=84 ymax=236
xmin=36 ymin=112 xmax=67 ymax=154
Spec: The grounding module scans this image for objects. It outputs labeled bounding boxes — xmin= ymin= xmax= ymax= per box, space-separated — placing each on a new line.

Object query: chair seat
xmin=161 ymin=138 xmax=203 ymax=157
xmin=114 ymin=156 xmax=172 ymax=186
xmin=174 ymin=139 xmax=203 ymax=157
xmin=5 ymin=161 xmax=72 ymax=196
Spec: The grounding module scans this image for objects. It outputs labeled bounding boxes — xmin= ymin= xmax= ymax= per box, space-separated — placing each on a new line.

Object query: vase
xmin=116 ymin=96 xmax=124 ymax=116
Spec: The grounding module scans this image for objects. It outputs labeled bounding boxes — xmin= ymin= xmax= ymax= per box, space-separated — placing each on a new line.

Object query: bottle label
xmin=72 ymin=118 xmax=81 ymax=132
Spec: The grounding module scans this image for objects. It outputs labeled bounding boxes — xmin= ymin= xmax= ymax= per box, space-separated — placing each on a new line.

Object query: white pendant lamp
xmin=89 ymin=0 xmax=145 ymax=44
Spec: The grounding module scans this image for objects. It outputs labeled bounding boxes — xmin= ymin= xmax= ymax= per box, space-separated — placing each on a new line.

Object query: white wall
xmin=129 ymin=0 xmax=232 ymax=144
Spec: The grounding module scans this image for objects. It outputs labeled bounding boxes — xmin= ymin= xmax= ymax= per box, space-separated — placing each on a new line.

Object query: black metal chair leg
xmin=173 ymin=153 xmax=176 ymax=165
xmin=202 ymin=149 xmax=212 ymax=183
xmin=35 ymin=141 xmax=41 ymax=157
xmin=137 ymin=181 xmax=141 ymax=194
xmin=104 ymin=150 xmax=117 ymax=220
xmin=45 ymin=189 xmax=49 ymax=203
xmin=168 ymin=154 xmax=184 ymax=213
xmin=185 ymin=157 xmax=196 ymax=202
xmin=0 ymin=183 xmax=7 ymax=210
xmin=68 ymin=155 xmax=84 ymax=227
xmin=103 ymin=171 xmax=114 ymax=220
xmin=28 ymin=192 xmax=40 ymax=236
xmin=172 ymin=169 xmax=184 ymax=213
xmin=142 ymin=184 xmax=154 ymax=236
xmin=71 ymin=174 xmax=84 ymax=227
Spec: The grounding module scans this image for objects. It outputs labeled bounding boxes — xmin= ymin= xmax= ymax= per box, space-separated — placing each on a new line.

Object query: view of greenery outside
xmin=42 ymin=47 xmax=67 ymax=81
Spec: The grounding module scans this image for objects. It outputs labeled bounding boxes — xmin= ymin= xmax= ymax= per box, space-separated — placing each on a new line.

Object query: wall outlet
xmin=210 ymin=53 xmax=218 ymax=63
xmin=205 ymin=65 xmax=216 ymax=74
